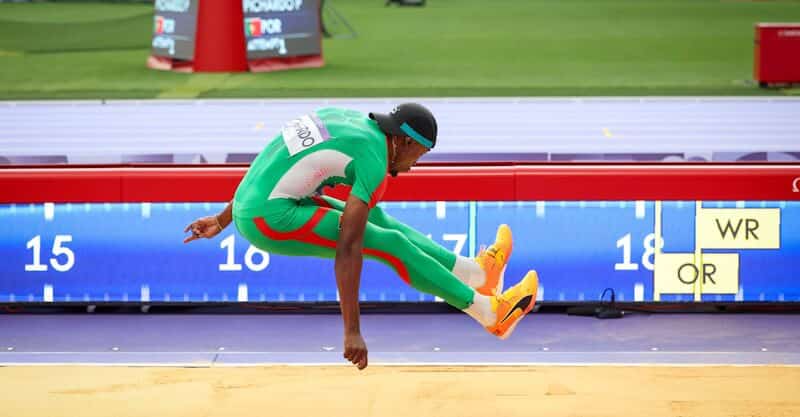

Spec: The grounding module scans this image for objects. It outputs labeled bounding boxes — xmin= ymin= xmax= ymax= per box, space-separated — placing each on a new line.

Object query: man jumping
xmin=183 ymin=103 xmax=539 ymax=370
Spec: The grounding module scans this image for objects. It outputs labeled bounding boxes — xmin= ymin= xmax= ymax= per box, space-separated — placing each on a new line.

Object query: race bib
xmin=282 ymin=114 xmax=330 ymax=156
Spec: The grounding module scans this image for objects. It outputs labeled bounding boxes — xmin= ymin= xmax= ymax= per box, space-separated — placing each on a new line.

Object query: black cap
xmin=369 ymin=103 xmax=437 ymax=148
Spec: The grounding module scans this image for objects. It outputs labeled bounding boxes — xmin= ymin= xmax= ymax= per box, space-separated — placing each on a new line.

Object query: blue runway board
xmin=1 ymin=200 xmax=798 ymax=303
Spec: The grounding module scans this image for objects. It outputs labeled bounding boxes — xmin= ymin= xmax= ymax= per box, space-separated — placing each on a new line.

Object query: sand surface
xmin=3 ymin=365 xmax=799 ymax=417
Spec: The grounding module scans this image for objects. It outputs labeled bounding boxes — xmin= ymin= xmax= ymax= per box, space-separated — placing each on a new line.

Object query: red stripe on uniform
xmin=310 ymin=195 xmax=334 ymax=208
xmin=363 ymin=248 xmax=410 ymax=284
xmin=368 ymin=176 xmax=389 ymax=208
xmin=252 ymin=208 xmax=411 ymax=285
xmin=253 ymin=208 xmax=330 ymax=245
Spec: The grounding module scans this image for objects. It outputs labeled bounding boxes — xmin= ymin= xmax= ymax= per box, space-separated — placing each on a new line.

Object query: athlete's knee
xmin=381 ymin=229 xmax=428 ymax=263
xmin=378 ymin=228 xmax=403 ymax=246
xmin=368 ymin=205 xmax=400 ymax=230
xmin=367 ymin=205 xmax=389 ymax=226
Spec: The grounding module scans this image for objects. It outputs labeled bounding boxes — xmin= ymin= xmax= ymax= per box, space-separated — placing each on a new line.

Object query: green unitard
xmin=232 ymin=107 xmax=475 ymax=309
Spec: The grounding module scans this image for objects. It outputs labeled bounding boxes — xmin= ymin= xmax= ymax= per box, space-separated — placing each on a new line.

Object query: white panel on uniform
xmin=282 ymin=114 xmax=330 ymax=156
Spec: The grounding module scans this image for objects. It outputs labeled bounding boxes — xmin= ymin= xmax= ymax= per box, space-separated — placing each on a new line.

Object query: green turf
xmin=1 ymin=0 xmax=799 ymax=99
xmin=0 ymin=2 xmax=149 ymax=23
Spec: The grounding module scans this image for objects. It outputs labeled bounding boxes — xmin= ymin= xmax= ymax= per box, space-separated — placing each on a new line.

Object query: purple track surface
xmin=1 ymin=313 xmax=798 ymax=366
xmin=2 ymin=98 xmax=800 ymax=164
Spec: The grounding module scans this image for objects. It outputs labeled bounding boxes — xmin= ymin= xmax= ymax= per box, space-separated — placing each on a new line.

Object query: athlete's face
xmin=393 ymin=137 xmax=429 ymax=173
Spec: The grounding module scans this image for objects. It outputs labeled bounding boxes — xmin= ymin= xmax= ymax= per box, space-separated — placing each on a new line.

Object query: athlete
xmin=183 ymin=103 xmax=539 ymax=370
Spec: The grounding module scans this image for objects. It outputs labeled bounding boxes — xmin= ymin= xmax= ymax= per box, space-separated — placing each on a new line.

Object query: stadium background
xmin=1 ymin=0 xmax=800 ymax=99
xmin=2 ymin=2 xmax=800 ymax=417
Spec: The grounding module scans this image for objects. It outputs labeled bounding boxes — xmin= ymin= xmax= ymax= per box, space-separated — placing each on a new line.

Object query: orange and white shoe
xmin=475 ymin=224 xmax=513 ymax=296
xmin=485 ymin=270 xmax=539 ymax=340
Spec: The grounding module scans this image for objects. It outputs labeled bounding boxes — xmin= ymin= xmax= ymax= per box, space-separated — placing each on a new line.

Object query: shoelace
xmin=482 ymin=246 xmax=505 ymax=265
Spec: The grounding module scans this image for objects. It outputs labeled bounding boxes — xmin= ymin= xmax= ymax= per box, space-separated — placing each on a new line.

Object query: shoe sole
xmin=479 ymin=224 xmax=512 ymax=296
xmin=498 ymin=224 xmax=513 ymax=260
xmin=495 ymin=225 xmax=511 ymax=294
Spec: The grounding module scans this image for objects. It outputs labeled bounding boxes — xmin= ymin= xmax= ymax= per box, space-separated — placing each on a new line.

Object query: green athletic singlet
xmin=232 ymin=107 xmax=474 ymax=309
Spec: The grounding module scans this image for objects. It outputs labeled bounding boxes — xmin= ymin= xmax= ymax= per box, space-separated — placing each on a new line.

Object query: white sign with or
xmin=654 ymin=252 xmax=739 ymax=295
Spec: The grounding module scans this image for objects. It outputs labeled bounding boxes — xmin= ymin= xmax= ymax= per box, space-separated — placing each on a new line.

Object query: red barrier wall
xmin=0 ymin=164 xmax=798 ymax=203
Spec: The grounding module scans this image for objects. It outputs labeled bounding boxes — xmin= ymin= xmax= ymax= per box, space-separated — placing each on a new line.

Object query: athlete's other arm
xmin=183 ymin=200 xmax=233 ymax=243
xmin=336 ymin=193 xmax=371 ymax=370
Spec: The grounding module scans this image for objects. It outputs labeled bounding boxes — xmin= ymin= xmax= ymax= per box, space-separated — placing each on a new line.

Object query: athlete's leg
xmin=318 ymin=195 xmax=487 ymax=289
xmin=234 ymin=198 xmax=497 ymax=326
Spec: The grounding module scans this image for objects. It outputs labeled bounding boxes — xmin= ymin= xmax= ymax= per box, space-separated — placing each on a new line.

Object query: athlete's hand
xmin=183 ymin=216 xmax=223 ymax=243
xmin=344 ymin=332 xmax=368 ymax=370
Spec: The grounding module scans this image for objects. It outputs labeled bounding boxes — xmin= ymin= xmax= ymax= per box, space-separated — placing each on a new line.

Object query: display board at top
xmin=151 ymin=0 xmax=198 ymax=60
xmin=243 ymin=0 xmax=322 ymax=59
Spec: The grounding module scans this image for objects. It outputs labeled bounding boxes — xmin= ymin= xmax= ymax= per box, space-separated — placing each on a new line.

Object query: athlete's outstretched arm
xmin=335 ymin=194 xmax=370 ymax=370
xmin=183 ymin=200 xmax=233 ymax=243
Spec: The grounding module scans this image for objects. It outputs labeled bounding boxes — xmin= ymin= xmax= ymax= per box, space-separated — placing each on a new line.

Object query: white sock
xmin=463 ymin=293 xmax=496 ymax=327
xmin=452 ymin=255 xmax=486 ymax=289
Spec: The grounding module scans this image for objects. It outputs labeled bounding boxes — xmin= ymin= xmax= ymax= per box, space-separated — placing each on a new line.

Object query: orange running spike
xmin=485 ymin=270 xmax=539 ymax=340
xmin=475 ymin=224 xmax=513 ymax=296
